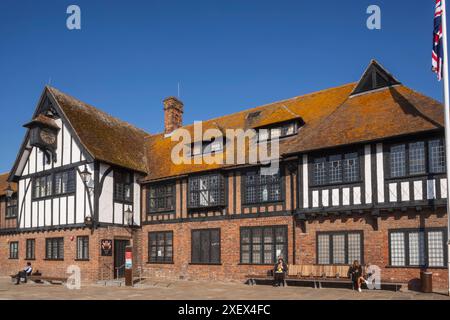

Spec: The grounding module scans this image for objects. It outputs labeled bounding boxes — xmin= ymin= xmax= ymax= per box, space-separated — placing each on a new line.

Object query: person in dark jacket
xmin=15 ymin=262 xmax=33 ymax=285
xmin=273 ymin=257 xmax=288 ymax=287
xmin=348 ymin=260 xmax=364 ymax=292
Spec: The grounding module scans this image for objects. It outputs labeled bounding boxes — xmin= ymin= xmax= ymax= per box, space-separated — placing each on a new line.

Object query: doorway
xmin=114 ymin=239 xmax=130 ymax=278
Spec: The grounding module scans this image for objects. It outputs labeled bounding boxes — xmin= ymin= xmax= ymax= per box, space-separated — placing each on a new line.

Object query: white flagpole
xmin=441 ymin=0 xmax=450 ymax=297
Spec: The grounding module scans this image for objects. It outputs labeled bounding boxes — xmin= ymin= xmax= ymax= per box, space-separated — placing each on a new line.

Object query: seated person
xmin=273 ymin=257 xmax=288 ymax=287
xmin=15 ymin=262 xmax=33 ymax=285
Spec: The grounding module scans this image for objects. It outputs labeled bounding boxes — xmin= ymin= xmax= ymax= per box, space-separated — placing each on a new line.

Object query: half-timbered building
xmin=0 ymin=60 xmax=448 ymax=289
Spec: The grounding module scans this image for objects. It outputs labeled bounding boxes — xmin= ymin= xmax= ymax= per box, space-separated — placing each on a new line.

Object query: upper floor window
xmin=32 ymin=169 xmax=76 ymax=200
xmin=389 ymin=139 xmax=445 ymax=178
xmin=312 ymin=152 xmax=360 ymax=186
xmin=429 ymin=139 xmax=446 ymax=173
xmin=191 ymin=138 xmax=224 ymax=157
xmin=114 ymin=170 xmax=133 ymax=203
xmin=188 ymin=174 xmax=225 ymax=208
xmin=6 ymin=195 xmax=18 ymax=218
xmin=148 ymin=183 xmax=175 ymax=213
xmin=258 ymin=122 xmax=298 ymax=142
xmin=243 ymin=169 xmax=282 ymax=205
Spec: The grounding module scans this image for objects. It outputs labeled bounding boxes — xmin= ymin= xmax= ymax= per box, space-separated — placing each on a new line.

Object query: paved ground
xmin=0 ymin=277 xmax=449 ymax=300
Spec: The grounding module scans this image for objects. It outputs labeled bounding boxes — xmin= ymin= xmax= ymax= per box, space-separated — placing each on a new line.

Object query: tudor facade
xmin=0 ymin=60 xmax=449 ymax=290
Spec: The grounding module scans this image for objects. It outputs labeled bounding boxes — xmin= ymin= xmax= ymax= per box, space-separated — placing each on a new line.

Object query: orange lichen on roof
xmin=0 ymin=173 xmax=17 ymax=197
xmin=47 ymin=87 xmax=149 ymax=174
xmin=143 ymin=83 xmax=356 ymax=181
xmin=284 ymin=85 xmax=444 ymax=154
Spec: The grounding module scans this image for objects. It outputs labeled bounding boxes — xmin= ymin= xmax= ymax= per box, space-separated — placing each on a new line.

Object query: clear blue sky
xmin=0 ymin=0 xmax=444 ymax=173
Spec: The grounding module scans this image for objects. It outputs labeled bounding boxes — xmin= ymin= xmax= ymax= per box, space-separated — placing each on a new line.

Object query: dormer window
xmin=190 ymin=138 xmax=224 ymax=157
xmin=257 ymin=121 xmax=299 ymax=142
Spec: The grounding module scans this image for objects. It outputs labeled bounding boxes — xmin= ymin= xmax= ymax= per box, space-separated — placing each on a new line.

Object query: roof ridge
xmin=150 ymin=82 xmax=357 ymax=137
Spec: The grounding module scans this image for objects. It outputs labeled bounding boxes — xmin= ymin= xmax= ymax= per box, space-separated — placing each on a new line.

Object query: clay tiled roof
xmin=0 ymin=173 xmax=16 ymax=197
xmin=47 ymin=87 xmax=149 ymax=174
xmin=37 ymin=62 xmax=443 ymax=182
xmin=143 ymin=83 xmax=444 ymax=182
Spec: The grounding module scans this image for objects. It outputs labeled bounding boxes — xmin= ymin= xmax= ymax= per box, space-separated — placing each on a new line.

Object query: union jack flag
xmin=433 ymin=0 xmax=444 ymax=81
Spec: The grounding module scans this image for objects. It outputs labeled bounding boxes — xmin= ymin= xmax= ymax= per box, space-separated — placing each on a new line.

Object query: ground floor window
xmin=76 ymin=236 xmax=89 ymax=260
xmin=46 ymin=238 xmax=64 ymax=260
xmin=240 ymin=226 xmax=288 ymax=265
xmin=191 ymin=229 xmax=221 ymax=264
xmin=317 ymin=231 xmax=363 ymax=265
xmin=9 ymin=242 xmax=18 ymax=259
xmin=389 ymin=229 xmax=447 ymax=267
xmin=149 ymin=231 xmax=173 ymax=263
xmin=26 ymin=239 xmax=35 ymax=260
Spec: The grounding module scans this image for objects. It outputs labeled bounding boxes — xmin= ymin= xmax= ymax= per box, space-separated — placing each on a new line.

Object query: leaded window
xmin=191 ymin=229 xmax=221 ymax=264
xmin=312 ymin=153 xmax=360 ymax=186
xmin=390 ymin=145 xmax=406 ymax=178
xmin=149 ymin=231 xmax=173 ymax=263
xmin=114 ymin=170 xmax=133 ymax=203
xmin=244 ymin=169 xmax=282 ymax=204
xmin=257 ymin=122 xmax=298 ymax=142
xmin=188 ymin=174 xmax=225 ymax=208
xmin=409 ymin=142 xmax=426 ymax=175
xmin=429 ymin=139 xmax=446 ymax=173
xmin=389 ymin=139 xmax=446 ymax=177
xmin=45 ymin=238 xmax=64 ymax=260
xmin=6 ymin=195 xmax=18 ymax=218
xmin=317 ymin=232 xmax=363 ymax=265
xmin=76 ymin=236 xmax=89 ymax=260
xmin=389 ymin=229 xmax=447 ymax=267
xmin=240 ymin=226 xmax=287 ymax=265
xmin=32 ymin=169 xmax=76 ymax=200
xmin=148 ymin=183 xmax=175 ymax=213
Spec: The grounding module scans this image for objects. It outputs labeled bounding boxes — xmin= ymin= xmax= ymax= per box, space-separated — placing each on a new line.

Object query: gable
xmin=351 ymin=60 xmax=401 ymax=96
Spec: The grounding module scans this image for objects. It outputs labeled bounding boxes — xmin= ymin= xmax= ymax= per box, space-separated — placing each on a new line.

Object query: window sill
xmin=147 ymin=210 xmax=175 ymax=215
xmin=189 ymin=263 xmax=222 ymax=266
xmin=8 ymin=258 xmax=18 ymax=260
xmin=5 ymin=216 xmax=18 ymax=220
xmin=310 ymin=181 xmax=363 ymax=189
xmin=147 ymin=261 xmax=174 ymax=265
xmin=385 ymin=173 xmax=445 ymax=181
xmin=44 ymin=259 xmax=64 ymax=261
xmin=242 ymin=200 xmax=284 ymax=207
xmin=75 ymin=259 xmax=90 ymax=262
xmin=114 ymin=199 xmax=134 ymax=205
xmin=385 ymin=265 xmax=448 ymax=269
xmin=32 ymin=193 xmax=75 ymax=202
xmin=25 ymin=258 xmax=36 ymax=261
xmin=238 ymin=263 xmax=284 ymax=266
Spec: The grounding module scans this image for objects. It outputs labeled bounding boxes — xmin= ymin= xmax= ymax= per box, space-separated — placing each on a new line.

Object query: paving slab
xmin=0 ymin=276 xmax=449 ymax=300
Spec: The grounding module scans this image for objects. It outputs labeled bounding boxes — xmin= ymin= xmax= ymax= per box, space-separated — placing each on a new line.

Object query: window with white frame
xmin=317 ymin=231 xmax=363 ymax=265
xmin=389 ymin=229 xmax=447 ymax=267
xmin=257 ymin=122 xmax=298 ymax=142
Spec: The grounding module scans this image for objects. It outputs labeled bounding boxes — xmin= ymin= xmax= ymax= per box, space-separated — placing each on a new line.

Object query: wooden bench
xmin=10 ymin=274 xmax=68 ymax=285
xmin=246 ymin=265 xmax=405 ymax=292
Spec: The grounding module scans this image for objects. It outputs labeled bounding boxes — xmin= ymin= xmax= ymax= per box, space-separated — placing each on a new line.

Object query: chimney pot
xmin=163 ymin=96 xmax=184 ymax=134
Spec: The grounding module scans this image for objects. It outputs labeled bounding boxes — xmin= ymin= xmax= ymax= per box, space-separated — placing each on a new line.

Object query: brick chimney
xmin=163 ymin=96 xmax=184 ymax=134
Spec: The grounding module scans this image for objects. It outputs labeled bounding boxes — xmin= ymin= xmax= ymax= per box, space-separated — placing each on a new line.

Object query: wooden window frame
xmin=26 ymin=239 xmax=35 ymax=260
xmin=188 ymin=174 xmax=225 ymax=209
xmin=45 ymin=237 xmax=64 ymax=260
xmin=114 ymin=170 xmax=134 ymax=204
xmin=148 ymin=231 xmax=174 ymax=264
xmin=242 ymin=168 xmax=283 ymax=205
xmin=388 ymin=228 xmax=448 ymax=268
xmin=239 ymin=225 xmax=288 ymax=265
xmin=31 ymin=168 xmax=76 ymax=201
xmin=316 ymin=231 xmax=364 ymax=265
xmin=9 ymin=241 xmax=19 ymax=260
xmin=190 ymin=228 xmax=221 ymax=265
xmin=147 ymin=183 xmax=175 ymax=214
xmin=76 ymin=236 xmax=89 ymax=261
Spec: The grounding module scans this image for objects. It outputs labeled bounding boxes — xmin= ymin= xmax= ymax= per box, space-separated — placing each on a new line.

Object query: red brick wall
xmin=0 ymin=226 xmax=141 ymax=283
